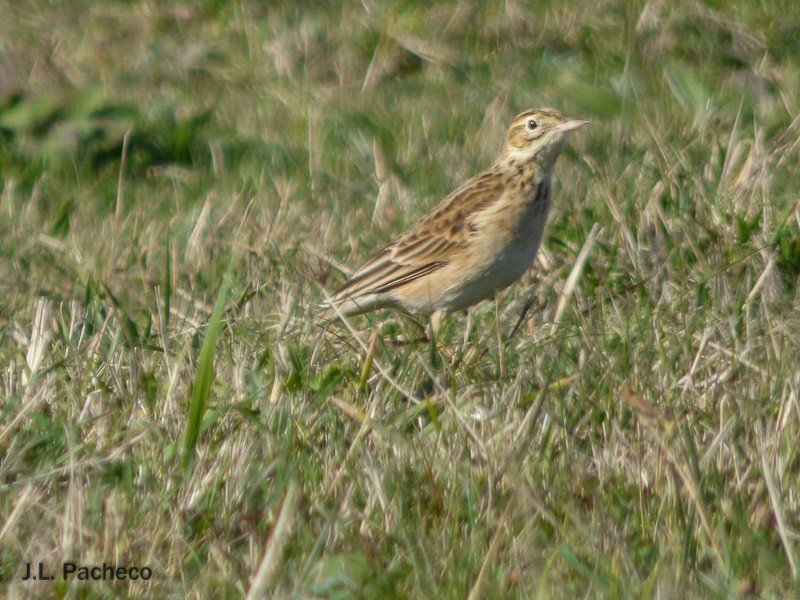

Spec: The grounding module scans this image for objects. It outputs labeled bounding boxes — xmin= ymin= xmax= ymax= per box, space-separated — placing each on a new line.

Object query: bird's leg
xmin=429 ymin=310 xmax=443 ymax=335
xmin=508 ymin=286 xmax=539 ymax=341
xmin=382 ymin=312 xmax=428 ymax=346
xmin=405 ymin=312 xmax=430 ymax=342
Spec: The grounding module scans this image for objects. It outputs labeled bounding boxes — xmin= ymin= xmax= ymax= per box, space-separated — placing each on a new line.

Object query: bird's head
xmin=502 ymin=108 xmax=588 ymax=166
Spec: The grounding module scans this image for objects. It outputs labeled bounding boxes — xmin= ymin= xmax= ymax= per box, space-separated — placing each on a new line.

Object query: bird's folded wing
xmin=324 ymin=242 xmax=452 ymax=304
xmin=325 ymin=170 xmax=504 ymax=305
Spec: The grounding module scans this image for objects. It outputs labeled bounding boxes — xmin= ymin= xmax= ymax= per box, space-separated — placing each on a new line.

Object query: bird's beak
xmin=556 ymin=118 xmax=589 ymax=132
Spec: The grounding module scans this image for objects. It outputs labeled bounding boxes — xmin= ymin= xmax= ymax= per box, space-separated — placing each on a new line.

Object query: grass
xmin=1 ymin=0 xmax=800 ymax=598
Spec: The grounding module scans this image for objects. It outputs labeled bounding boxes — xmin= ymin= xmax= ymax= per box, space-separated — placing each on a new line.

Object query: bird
xmin=319 ymin=108 xmax=587 ymax=322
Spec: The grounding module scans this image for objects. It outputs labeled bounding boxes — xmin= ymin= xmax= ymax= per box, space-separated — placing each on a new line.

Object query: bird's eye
xmin=527 ymin=119 xmax=538 ymax=130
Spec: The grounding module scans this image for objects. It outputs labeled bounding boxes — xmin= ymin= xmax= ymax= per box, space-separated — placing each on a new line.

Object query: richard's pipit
xmin=320 ymin=108 xmax=587 ymax=320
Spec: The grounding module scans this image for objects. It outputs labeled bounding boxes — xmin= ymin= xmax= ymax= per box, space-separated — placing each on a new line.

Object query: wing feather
xmin=324 ymin=166 xmax=505 ymax=306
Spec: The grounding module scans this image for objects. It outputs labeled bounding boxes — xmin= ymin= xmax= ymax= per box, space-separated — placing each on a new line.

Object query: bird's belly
xmin=403 ymin=194 xmax=551 ymax=314
xmin=444 ymin=221 xmax=547 ymax=311
xmin=489 ymin=236 xmax=543 ymax=285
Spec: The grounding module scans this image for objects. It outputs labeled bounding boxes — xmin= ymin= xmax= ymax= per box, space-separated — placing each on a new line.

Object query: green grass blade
xmin=182 ymin=273 xmax=230 ymax=470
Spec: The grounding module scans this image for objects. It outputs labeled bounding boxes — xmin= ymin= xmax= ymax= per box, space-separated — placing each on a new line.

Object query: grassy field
xmin=2 ymin=0 xmax=800 ymax=598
